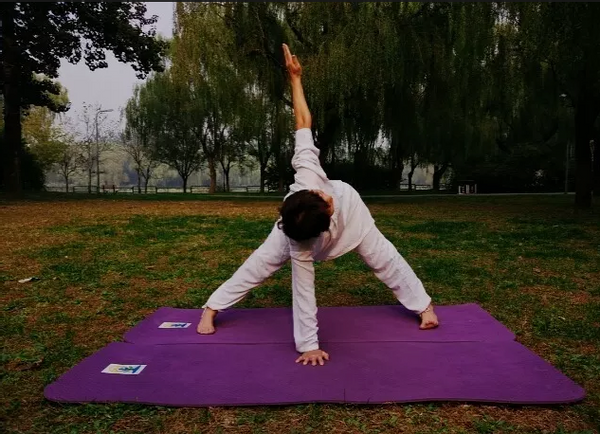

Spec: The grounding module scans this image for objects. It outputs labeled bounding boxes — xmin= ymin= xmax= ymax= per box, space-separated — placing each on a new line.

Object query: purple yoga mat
xmin=44 ymin=341 xmax=585 ymax=406
xmin=123 ymin=303 xmax=515 ymax=345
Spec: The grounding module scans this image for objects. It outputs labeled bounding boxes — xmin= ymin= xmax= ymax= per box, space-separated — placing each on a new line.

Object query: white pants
xmin=203 ymin=225 xmax=432 ymax=314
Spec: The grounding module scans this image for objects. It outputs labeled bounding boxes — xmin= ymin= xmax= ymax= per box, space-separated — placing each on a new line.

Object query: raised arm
xmin=283 ymin=43 xmax=311 ymax=130
xmin=283 ymin=44 xmax=328 ymax=192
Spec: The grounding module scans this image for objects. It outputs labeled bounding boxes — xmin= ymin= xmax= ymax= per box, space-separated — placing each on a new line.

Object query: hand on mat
xmin=283 ymin=43 xmax=302 ymax=79
xmin=296 ymin=350 xmax=329 ymax=366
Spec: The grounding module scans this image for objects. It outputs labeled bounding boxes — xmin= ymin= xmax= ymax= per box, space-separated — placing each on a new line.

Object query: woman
xmin=198 ymin=44 xmax=439 ymax=367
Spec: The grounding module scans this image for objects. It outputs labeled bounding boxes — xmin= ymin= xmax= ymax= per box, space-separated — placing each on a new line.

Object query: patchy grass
xmin=1 ymin=194 xmax=599 ymax=433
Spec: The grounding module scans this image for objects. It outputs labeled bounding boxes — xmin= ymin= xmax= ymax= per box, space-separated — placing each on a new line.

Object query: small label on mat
xmin=102 ymin=364 xmax=147 ymax=375
xmin=159 ymin=322 xmax=191 ymax=329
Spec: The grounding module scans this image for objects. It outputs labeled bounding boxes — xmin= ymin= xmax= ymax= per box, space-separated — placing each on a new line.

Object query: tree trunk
xmin=182 ymin=174 xmax=188 ymax=193
xmin=314 ymin=112 xmax=339 ymax=167
xmin=137 ymin=168 xmax=142 ymax=194
xmin=389 ymin=136 xmax=404 ymax=189
xmin=88 ymin=167 xmax=93 ymax=194
xmin=259 ymin=164 xmax=267 ymax=194
xmin=574 ymin=99 xmax=596 ymax=209
xmin=224 ymin=168 xmax=230 ymax=192
xmin=433 ymin=163 xmax=449 ymax=191
xmin=391 ymin=160 xmax=404 ymax=190
xmin=408 ymin=154 xmax=417 ymax=191
xmin=208 ymin=159 xmax=217 ymax=193
xmin=144 ymin=168 xmax=150 ymax=194
xmin=1 ymin=3 xmax=22 ymax=195
xmin=278 ymin=175 xmax=284 ymax=193
xmin=220 ymin=160 xmax=231 ymax=193
xmin=64 ymin=175 xmax=69 ymax=193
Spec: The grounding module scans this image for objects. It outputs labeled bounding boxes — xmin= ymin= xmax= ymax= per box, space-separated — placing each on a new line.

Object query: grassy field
xmin=1 ymin=194 xmax=599 ymax=434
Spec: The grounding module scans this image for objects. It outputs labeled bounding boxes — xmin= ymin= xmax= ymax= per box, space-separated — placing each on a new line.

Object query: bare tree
xmin=120 ymin=132 xmax=159 ymax=193
xmin=55 ymin=140 xmax=81 ymax=193
xmin=79 ymin=103 xmax=114 ymax=193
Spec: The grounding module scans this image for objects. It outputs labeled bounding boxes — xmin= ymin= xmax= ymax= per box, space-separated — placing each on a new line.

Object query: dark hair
xmin=278 ymin=190 xmax=331 ymax=242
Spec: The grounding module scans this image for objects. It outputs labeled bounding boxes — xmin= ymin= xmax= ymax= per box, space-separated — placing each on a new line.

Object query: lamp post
xmin=559 ymin=94 xmax=569 ymax=194
xmin=95 ymin=108 xmax=113 ymax=193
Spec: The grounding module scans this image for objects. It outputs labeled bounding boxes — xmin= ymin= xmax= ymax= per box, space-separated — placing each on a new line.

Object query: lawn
xmin=1 ymin=194 xmax=599 ymax=434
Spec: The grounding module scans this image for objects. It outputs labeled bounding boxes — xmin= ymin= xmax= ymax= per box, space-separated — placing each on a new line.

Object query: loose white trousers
xmin=203 ymin=224 xmax=432 ymax=352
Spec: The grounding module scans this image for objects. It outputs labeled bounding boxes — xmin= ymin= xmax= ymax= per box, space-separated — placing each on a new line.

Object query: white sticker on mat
xmin=159 ymin=322 xmax=191 ymax=329
xmin=102 ymin=364 xmax=147 ymax=375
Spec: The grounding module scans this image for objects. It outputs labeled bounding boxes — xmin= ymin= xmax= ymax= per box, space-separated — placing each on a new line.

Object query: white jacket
xmin=286 ymin=128 xmax=375 ymax=352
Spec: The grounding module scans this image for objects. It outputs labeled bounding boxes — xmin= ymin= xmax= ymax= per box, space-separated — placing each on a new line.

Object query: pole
xmin=565 ymin=141 xmax=569 ymax=194
xmin=95 ymin=111 xmax=100 ymax=194
xmin=94 ymin=108 xmax=113 ymax=194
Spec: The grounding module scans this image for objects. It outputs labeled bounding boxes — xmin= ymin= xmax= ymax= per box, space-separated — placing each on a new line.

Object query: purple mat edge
xmin=43 ymin=395 xmax=587 ymax=407
xmin=122 ymin=303 xmax=517 ymax=345
xmin=43 ymin=341 xmax=586 ymax=407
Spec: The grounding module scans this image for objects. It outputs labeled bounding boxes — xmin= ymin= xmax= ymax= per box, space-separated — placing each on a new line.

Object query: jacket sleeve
xmin=291 ymin=128 xmax=328 ymax=192
xmin=290 ymin=243 xmax=319 ymax=353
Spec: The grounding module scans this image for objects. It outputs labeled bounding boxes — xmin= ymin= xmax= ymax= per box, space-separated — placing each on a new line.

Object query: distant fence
xmin=44 ymin=185 xmax=277 ymax=194
xmin=45 ymin=183 xmax=453 ymax=195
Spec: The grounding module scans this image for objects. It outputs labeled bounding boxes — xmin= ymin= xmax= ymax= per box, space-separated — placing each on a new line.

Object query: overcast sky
xmin=57 ymin=2 xmax=174 ymax=131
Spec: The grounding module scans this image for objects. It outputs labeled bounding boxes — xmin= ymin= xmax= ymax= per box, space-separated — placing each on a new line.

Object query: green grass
xmin=1 ymin=195 xmax=599 ymax=433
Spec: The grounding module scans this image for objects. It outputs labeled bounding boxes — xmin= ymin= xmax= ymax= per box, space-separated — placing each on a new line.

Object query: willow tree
xmin=172 ymin=2 xmax=247 ymax=193
xmin=172 ymin=1 xmax=572 ymax=195
xmin=502 ymin=2 xmax=600 ymax=208
xmin=416 ymin=3 xmax=499 ymax=190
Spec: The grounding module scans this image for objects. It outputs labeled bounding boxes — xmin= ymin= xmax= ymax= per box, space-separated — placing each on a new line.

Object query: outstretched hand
xmin=296 ymin=349 xmax=329 ymax=366
xmin=283 ymin=43 xmax=302 ymax=80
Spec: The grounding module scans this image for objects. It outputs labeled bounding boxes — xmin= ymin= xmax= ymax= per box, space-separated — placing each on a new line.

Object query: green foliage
xmin=122 ymin=3 xmax=597 ymax=201
xmin=4 ymin=2 xmax=166 ymax=106
xmin=138 ymin=71 xmax=204 ymax=193
xmin=216 ymin=3 xmax=574 ymax=193
xmin=1 ymin=2 xmax=167 ymax=193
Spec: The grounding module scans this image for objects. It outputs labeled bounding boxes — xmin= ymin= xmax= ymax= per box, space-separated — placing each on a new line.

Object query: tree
xmin=123 ymin=87 xmax=159 ymax=193
xmin=110 ymin=2 xmax=591 ymax=200
xmin=0 ymin=2 xmax=166 ymax=194
xmin=172 ymin=2 xmax=245 ymax=193
xmin=217 ymin=121 xmax=247 ymax=193
xmin=141 ymin=72 xmax=203 ymax=193
xmin=245 ymin=90 xmax=292 ymax=193
xmin=55 ymin=137 xmax=81 ymax=193
xmin=505 ymin=3 xmax=600 ymax=208
xmin=121 ymin=131 xmax=159 ymax=194
xmin=20 ymin=78 xmax=70 ymax=171
xmin=0 ymin=126 xmax=44 ymax=191
xmin=75 ymin=104 xmax=115 ymax=194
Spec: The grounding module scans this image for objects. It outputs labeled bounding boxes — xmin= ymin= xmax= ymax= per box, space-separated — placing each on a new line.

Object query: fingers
xmin=282 ymin=43 xmax=293 ymax=65
xmin=295 ymin=351 xmax=330 ymax=366
xmin=283 ymin=44 xmax=301 ymax=71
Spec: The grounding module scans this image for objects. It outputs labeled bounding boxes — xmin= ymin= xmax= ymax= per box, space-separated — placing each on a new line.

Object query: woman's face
xmin=311 ymin=189 xmax=334 ymax=216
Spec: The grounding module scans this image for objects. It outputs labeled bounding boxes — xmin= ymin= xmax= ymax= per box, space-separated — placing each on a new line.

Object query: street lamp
xmin=559 ymin=94 xmax=569 ymax=194
xmin=95 ymin=108 xmax=113 ymax=193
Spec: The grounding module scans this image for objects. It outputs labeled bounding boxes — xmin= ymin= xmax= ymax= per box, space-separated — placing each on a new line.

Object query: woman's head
xmin=278 ymin=190 xmax=333 ymax=242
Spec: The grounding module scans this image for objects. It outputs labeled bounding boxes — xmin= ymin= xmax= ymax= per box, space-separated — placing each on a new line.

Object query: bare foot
xmin=419 ymin=304 xmax=439 ymax=330
xmin=197 ymin=308 xmax=218 ymax=334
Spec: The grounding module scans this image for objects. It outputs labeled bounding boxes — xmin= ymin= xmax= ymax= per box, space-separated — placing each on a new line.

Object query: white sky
xmin=56 ymin=2 xmax=175 ymax=131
